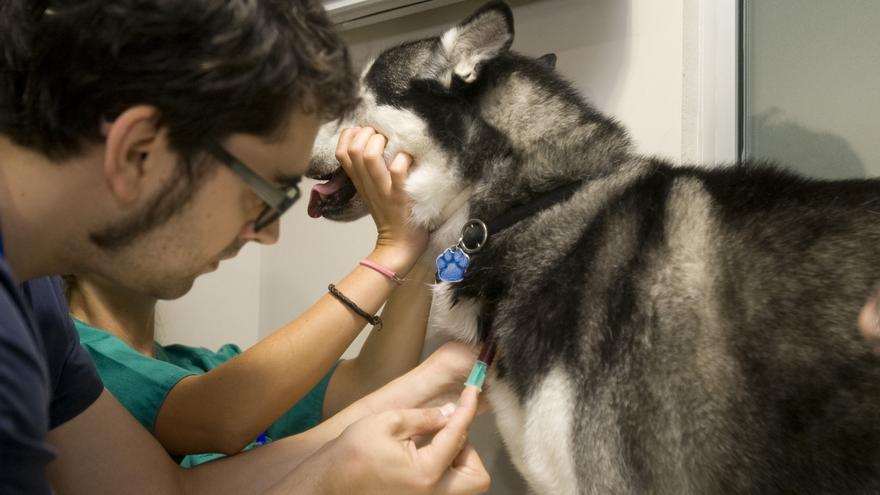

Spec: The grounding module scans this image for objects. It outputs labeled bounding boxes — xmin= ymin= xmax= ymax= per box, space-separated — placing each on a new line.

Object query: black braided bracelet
xmin=327 ymin=284 xmax=383 ymax=331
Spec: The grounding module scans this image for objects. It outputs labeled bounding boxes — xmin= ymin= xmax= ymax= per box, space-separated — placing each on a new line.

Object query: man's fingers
xmin=434 ymin=443 xmax=491 ymax=495
xmin=384 ymin=405 xmax=454 ymax=440
xmin=421 ymin=387 xmax=480 ymax=471
xmin=451 ymin=442 xmax=483 ymax=469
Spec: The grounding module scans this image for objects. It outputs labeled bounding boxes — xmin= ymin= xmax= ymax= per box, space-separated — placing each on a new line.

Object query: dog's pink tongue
xmin=307 ymin=172 xmax=348 ymax=219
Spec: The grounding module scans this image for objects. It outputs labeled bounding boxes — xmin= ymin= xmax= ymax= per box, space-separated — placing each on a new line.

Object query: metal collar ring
xmin=460 ymin=219 xmax=489 ymax=254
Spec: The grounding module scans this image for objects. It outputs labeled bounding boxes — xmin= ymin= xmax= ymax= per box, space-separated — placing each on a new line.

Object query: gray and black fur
xmin=308 ymin=2 xmax=880 ymax=493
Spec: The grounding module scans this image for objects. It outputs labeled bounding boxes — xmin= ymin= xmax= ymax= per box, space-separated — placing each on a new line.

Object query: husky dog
xmin=307 ymin=2 xmax=880 ymax=493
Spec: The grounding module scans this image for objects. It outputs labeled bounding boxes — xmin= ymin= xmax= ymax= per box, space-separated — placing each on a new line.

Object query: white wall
xmin=744 ymin=1 xmax=880 ymax=179
xmin=158 ymin=0 xmax=695 ymax=491
xmin=156 ymin=243 xmax=262 ymax=350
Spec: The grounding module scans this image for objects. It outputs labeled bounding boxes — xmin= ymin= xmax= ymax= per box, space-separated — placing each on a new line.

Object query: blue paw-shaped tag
xmin=436 ymin=247 xmax=470 ymax=283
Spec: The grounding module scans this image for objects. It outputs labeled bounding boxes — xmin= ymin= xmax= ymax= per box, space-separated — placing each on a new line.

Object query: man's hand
xmin=290 ymin=387 xmax=490 ymax=495
xmin=262 ymin=343 xmax=493 ymax=493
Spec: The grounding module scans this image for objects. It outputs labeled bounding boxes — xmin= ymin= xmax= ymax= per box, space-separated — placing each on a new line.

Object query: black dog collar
xmin=435 ymin=181 xmax=583 ymax=283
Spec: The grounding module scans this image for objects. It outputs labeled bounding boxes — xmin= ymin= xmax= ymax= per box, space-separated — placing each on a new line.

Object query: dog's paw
xmin=435 ymin=248 xmax=470 ymax=282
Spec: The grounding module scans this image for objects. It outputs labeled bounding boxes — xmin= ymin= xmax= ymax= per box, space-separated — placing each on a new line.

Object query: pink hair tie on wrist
xmin=359 ymin=259 xmax=404 ymax=284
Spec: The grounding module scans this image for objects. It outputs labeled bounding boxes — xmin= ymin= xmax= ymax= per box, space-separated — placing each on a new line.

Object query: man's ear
xmin=440 ymin=1 xmax=514 ymax=84
xmin=102 ymin=105 xmax=162 ymax=204
xmin=536 ymin=53 xmax=557 ymax=70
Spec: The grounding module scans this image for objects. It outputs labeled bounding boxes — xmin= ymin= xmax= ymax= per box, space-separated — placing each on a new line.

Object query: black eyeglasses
xmin=206 ymin=141 xmax=302 ymax=232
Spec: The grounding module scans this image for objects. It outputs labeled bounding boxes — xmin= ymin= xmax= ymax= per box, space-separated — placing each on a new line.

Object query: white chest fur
xmin=430 ymin=284 xmax=579 ymax=494
xmin=489 ymin=367 xmax=580 ymax=495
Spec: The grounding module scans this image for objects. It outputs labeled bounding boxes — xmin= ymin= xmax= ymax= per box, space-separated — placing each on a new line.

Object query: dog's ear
xmin=536 ymin=53 xmax=557 ymax=70
xmin=440 ymin=1 xmax=514 ymax=84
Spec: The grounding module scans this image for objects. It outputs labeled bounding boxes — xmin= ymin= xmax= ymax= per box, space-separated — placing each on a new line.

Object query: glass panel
xmin=742 ymin=1 xmax=880 ymax=178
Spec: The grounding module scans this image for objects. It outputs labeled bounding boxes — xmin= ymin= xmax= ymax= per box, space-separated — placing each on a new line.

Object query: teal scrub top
xmin=75 ymin=319 xmax=340 ymax=467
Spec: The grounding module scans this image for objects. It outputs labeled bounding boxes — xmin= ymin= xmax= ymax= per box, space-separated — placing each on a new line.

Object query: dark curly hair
xmin=0 ymin=0 xmax=357 ymax=161
xmin=0 ymin=0 xmax=358 ymax=248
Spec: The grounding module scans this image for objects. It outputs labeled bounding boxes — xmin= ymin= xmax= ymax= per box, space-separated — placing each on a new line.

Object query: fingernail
xmin=439 ymin=402 xmax=456 ymax=418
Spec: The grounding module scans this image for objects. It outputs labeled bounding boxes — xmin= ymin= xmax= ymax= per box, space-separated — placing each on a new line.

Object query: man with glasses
xmin=206 ymin=141 xmax=303 ymax=232
xmin=0 ymin=0 xmax=490 ymax=494
xmin=62 ymin=130 xmax=448 ymax=468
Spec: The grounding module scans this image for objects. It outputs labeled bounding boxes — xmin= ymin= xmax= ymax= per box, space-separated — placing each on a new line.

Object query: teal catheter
xmin=464 ymin=339 xmax=497 ymax=391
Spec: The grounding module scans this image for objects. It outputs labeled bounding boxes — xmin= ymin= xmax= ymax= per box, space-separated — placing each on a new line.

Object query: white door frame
xmin=682 ymin=0 xmax=739 ymax=166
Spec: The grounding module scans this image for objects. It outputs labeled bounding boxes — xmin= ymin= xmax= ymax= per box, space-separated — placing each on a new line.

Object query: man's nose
xmin=240 ymin=218 xmax=281 ymax=245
